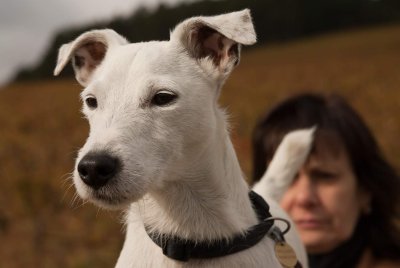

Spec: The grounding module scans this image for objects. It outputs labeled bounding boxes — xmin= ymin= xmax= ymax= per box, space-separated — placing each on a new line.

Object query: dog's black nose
xmin=77 ymin=152 xmax=119 ymax=189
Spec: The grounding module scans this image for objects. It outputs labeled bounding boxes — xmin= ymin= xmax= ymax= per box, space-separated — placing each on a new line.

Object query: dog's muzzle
xmin=77 ymin=152 xmax=120 ymax=189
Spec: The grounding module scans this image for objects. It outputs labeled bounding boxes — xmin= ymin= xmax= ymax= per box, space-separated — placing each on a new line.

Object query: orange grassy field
xmin=1 ymin=24 xmax=399 ymax=267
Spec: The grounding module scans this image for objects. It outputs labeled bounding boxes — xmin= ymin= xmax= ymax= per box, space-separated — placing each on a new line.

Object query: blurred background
xmin=1 ymin=0 xmax=400 ymax=267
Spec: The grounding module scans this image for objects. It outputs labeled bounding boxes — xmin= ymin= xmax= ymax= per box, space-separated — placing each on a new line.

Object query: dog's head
xmin=54 ymin=10 xmax=256 ymax=209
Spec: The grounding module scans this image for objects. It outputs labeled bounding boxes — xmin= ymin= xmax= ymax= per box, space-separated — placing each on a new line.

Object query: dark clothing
xmin=308 ymin=220 xmax=367 ymax=268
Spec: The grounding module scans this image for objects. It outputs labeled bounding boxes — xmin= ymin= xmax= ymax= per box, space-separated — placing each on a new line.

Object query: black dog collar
xmin=146 ymin=191 xmax=280 ymax=262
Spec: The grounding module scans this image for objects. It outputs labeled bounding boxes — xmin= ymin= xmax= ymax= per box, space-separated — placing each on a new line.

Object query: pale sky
xmin=0 ymin=0 xmax=196 ymax=86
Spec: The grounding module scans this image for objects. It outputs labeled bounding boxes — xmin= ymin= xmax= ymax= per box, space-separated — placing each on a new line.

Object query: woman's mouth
xmin=295 ymin=219 xmax=326 ymax=229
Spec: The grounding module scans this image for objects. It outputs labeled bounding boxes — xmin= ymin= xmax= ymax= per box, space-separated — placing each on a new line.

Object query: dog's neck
xmin=138 ymin=109 xmax=258 ymax=242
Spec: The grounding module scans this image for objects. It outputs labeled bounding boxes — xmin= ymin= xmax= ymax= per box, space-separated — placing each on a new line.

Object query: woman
xmin=252 ymin=93 xmax=400 ymax=268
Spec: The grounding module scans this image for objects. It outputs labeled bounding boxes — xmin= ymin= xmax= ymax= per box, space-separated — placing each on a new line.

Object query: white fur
xmin=55 ymin=9 xmax=310 ymax=268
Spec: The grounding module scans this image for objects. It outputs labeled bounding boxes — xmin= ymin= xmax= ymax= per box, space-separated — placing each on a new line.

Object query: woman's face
xmin=280 ymin=138 xmax=370 ymax=254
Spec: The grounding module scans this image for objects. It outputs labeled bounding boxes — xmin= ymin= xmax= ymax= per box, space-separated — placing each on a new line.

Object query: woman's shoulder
xmin=358 ymin=249 xmax=400 ymax=268
xmin=373 ymin=260 xmax=400 ymax=268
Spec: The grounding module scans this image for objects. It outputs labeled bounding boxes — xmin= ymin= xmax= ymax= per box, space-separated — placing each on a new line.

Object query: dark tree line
xmin=15 ymin=0 xmax=400 ymax=82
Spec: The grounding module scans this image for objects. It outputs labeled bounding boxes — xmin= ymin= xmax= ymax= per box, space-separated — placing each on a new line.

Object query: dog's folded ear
xmin=170 ymin=9 xmax=256 ymax=78
xmin=53 ymin=29 xmax=128 ymax=87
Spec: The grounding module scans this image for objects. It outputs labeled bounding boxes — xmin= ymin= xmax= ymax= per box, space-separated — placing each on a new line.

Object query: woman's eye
xmin=151 ymin=91 xmax=178 ymax=106
xmin=312 ymin=170 xmax=337 ymax=181
xmin=85 ymin=97 xmax=98 ymax=109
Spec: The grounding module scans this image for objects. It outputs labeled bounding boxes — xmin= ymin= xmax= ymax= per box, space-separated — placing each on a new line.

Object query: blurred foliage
xmin=14 ymin=0 xmax=400 ymax=82
xmin=1 ymin=21 xmax=400 ymax=268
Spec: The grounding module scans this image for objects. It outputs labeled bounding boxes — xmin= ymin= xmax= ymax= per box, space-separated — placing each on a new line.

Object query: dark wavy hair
xmin=252 ymin=93 xmax=400 ymax=260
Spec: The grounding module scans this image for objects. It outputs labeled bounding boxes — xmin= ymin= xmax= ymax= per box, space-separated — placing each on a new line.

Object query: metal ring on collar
xmin=264 ymin=217 xmax=291 ymax=235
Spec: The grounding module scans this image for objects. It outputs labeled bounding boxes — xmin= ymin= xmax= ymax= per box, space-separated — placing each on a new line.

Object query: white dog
xmin=54 ymin=9 xmax=312 ymax=267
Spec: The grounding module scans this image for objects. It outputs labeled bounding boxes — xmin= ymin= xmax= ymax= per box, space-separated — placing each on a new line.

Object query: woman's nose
xmin=294 ymin=173 xmax=319 ymax=208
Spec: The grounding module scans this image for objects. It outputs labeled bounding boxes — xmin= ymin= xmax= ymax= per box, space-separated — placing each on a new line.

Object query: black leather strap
xmin=146 ymin=191 xmax=274 ymax=262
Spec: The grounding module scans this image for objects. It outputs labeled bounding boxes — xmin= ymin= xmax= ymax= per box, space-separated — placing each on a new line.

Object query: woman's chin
xmin=301 ymin=232 xmax=339 ymax=254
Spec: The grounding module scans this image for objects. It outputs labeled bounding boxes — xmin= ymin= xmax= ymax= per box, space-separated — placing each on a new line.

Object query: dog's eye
xmin=151 ymin=91 xmax=177 ymax=106
xmin=85 ymin=96 xmax=98 ymax=109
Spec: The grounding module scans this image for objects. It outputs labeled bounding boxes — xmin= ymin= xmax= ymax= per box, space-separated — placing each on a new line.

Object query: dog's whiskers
xmin=70 ymin=193 xmax=87 ymax=210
